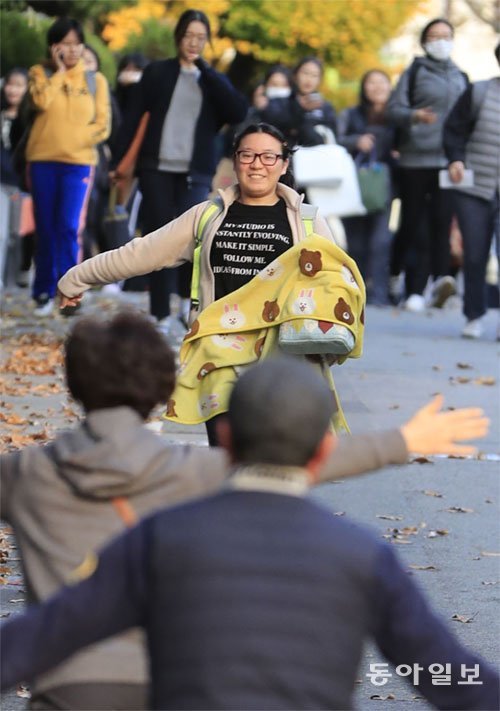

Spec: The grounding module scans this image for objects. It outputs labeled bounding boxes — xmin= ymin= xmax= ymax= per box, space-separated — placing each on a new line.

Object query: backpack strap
xmin=299 ymin=203 xmax=317 ymax=237
xmin=407 ymin=58 xmax=424 ymax=106
xmin=189 ymin=197 xmax=318 ymax=310
xmin=190 ymin=195 xmax=224 ymax=310
xmin=112 ymin=496 xmax=138 ymax=527
xmin=84 ymin=70 xmax=97 ymax=98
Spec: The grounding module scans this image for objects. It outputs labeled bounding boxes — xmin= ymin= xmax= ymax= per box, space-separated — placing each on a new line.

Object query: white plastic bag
xmin=306 ymin=146 xmax=366 ymax=218
xmin=293 ymin=144 xmax=347 ymax=189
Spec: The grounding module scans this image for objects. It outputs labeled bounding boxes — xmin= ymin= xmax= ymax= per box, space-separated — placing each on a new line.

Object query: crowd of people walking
xmin=1 ymin=7 xmax=499 ymax=710
xmin=1 ymin=12 xmax=499 ymax=337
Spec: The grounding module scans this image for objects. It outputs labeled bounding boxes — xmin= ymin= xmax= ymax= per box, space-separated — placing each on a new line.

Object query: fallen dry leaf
xmin=410 ymin=456 xmax=433 ymax=465
xmin=16 ymin=685 xmax=31 ymax=699
xmin=422 ymin=489 xmax=443 ymax=498
xmin=427 ymin=530 xmax=449 ymax=538
xmin=452 ymin=613 xmax=477 ymax=624
xmin=376 ymin=514 xmax=403 ymax=521
xmin=481 ymin=581 xmax=499 ymax=586
xmin=456 ymin=362 xmax=473 ymax=369
xmin=432 ymin=365 xmax=442 ymax=371
xmin=445 ymin=506 xmax=474 ymax=514
xmin=370 ymin=694 xmax=396 ymax=701
xmin=388 ymin=404 xmax=399 ymax=410
xmin=409 ymin=565 xmax=438 ymax=571
xmin=449 ymin=376 xmax=471 ymax=384
xmin=473 ymin=376 xmax=496 ymax=386
xmin=480 ymin=551 xmax=500 ymax=557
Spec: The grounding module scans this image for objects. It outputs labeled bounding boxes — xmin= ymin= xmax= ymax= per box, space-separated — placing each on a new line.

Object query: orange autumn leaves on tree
xmin=102 ymin=0 xmax=420 ymax=81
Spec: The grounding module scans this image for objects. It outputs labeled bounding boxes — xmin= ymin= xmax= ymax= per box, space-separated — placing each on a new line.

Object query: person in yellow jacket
xmin=26 ymin=17 xmax=110 ymax=316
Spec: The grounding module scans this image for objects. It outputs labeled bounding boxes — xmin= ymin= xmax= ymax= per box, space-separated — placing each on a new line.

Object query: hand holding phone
xmin=51 ymin=44 xmax=66 ymax=72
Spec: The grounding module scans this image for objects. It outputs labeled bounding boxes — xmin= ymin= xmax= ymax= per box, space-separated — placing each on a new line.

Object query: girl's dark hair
xmin=420 ymin=18 xmax=454 ymax=45
xmin=65 ymin=312 xmax=176 ymax=419
xmin=359 ymin=69 xmax=391 ymax=107
xmin=174 ymin=9 xmax=211 ymax=47
xmin=294 ymin=56 xmax=323 ymax=76
xmin=0 ymin=67 xmax=28 ymax=111
xmin=47 ymin=17 xmax=85 ymax=46
xmin=117 ymin=52 xmax=149 ymax=74
xmin=264 ymin=64 xmax=293 ymax=87
xmin=84 ymin=44 xmax=100 ymax=71
xmin=233 ymin=122 xmax=296 ymax=189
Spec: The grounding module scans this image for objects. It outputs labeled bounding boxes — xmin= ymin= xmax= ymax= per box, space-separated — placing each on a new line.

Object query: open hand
xmin=400 ymin=395 xmax=489 ymax=456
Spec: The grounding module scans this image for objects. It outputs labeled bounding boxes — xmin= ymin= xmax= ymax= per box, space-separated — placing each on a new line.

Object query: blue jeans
xmin=452 ymin=190 xmax=500 ymax=321
xmin=30 ymin=162 xmax=93 ymax=300
xmin=343 ymin=207 xmax=393 ymax=305
xmin=139 ymin=171 xmax=211 ymax=320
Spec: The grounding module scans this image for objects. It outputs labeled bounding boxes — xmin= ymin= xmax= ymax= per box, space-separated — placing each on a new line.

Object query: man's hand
xmin=448 ymin=161 xmax=465 ymax=184
xmin=58 ymin=290 xmax=83 ymax=309
xmin=413 ymin=107 xmax=437 ymax=124
xmin=400 ymin=395 xmax=489 ymax=456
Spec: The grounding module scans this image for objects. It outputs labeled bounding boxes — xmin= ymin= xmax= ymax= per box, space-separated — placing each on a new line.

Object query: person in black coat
xmin=112 ymin=9 xmax=247 ymax=332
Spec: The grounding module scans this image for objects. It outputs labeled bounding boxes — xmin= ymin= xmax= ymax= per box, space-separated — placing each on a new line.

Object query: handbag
xmin=115 ymin=111 xmax=150 ymax=206
xmin=293 ymin=144 xmax=346 ymax=189
xmin=279 ymin=319 xmax=355 ymax=356
xmin=102 ymin=186 xmax=130 ymax=251
xmin=355 ymin=151 xmax=390 ymax=214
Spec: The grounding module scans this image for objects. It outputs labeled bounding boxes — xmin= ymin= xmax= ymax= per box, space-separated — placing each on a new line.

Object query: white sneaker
xmin=429 ymin=276 xmax=457 ymax=308
xmin=34 ymin=298 xmax=54 ymax=317
xmin=461 ymin=318 xmax=483 ymax=339
xmin=405 ymin=294 xmax=426 ymax=312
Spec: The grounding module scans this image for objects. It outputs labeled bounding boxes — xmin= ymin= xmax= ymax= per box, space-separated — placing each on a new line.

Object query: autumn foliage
xmin=102 ymin=0 xmax=422 ymax=84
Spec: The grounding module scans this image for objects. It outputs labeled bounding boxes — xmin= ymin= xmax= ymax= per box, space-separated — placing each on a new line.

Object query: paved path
xmin=1 ymin=287 xmax=498 ymax=709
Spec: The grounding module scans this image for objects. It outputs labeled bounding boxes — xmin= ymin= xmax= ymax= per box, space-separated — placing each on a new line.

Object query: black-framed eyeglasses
xmin=235 ymin=150 xmax=284 ymax=166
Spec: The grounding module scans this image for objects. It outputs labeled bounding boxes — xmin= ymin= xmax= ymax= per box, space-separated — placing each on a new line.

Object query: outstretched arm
xmin=318 ymin=395 xmax=489 ymax=483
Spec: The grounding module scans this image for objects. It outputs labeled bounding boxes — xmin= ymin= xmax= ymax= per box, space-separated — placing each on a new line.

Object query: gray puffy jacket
xmin=387 ymin=55 xmax=468 ymax=168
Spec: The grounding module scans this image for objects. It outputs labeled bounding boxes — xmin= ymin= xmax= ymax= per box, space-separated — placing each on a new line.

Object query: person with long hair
xmin=111 ymin=9 xmax=247 ymax=333
xmin=0 ymin=67 xmax=34 ymax=287
xmin=25 ymin=16 xmax=111 ymax=316
xmin=259 ymin=57 xmax=337 ymax=147
xmin=337 ymin=69 xmax=396 ymax=305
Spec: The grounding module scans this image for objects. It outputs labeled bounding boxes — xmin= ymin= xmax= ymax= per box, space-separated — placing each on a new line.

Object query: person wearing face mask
xmin=387 ymin=18 xmax=468 ymax=313
xmin=259 ymin=58 xmax=336 ymax=148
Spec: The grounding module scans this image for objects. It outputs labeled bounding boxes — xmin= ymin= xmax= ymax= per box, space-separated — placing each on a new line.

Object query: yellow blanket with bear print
xmin=164 ymin=234 xmax=365 ymax=432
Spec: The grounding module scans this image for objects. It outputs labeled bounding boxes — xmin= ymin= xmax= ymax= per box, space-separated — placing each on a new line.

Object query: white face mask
xmin=266 ymin=86 xmax=291 ymax=100
xmin=118 ymin=70 xmax=142 ymax=85
xmin=424 ymin=39 xmax=453 ymax=61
